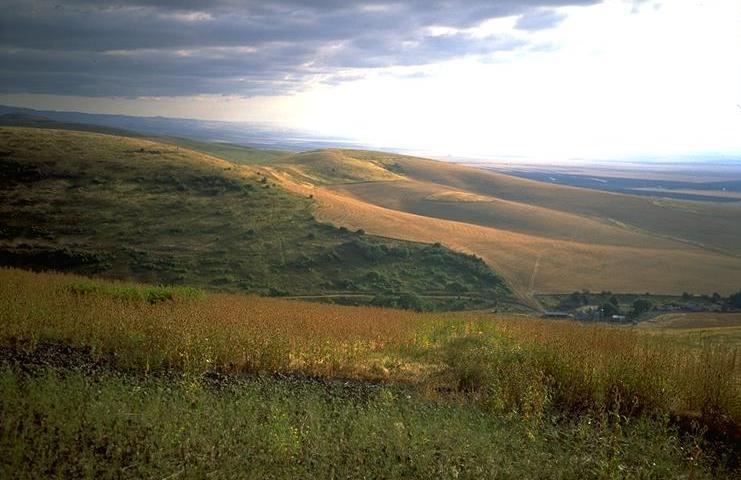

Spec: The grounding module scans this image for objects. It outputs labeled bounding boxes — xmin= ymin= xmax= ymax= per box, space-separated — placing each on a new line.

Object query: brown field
xmin=266 ymin=151 xmax=741 ymax=298
xmin=632 ymin=188 xmax=741 ymax=200
xmin=641 ymin=312 xmax=741 ymax=330
xmin=638 ymin=312 xmax=741 ymax=348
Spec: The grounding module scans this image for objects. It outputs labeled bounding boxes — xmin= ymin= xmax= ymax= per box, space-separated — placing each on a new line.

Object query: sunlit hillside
xmin=267 ymin=149 xmax=741 ymax=298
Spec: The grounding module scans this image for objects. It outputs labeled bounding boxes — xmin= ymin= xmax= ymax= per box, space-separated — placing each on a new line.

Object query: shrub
xmin=631 ymin=298 xmax=653 ymax=317
xmin=601 ymin=302 xmax=620 ymax=317
xmin=369 ymin=292 xmax=424 ymax=311
xmin=267 ymin=287 xmax=289 ymax=297
xmin=726 ymin=290 xmax=741 ymax=309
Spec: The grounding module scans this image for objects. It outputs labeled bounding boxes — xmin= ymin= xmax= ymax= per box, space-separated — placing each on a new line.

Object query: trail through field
xmin=529 ymin=253 xmax=542 ymax=296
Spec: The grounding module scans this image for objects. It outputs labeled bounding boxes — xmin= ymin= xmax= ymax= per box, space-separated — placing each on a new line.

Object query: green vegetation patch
xmin=157 ymin=136 xmax=290 ymax=165
xmin=68 ymin=280 xmax=203 ymax=304
xmin=0 ymin=364 xmax=729 ymax=480
xmin=276 ymin=149 xmax=404 ymax=184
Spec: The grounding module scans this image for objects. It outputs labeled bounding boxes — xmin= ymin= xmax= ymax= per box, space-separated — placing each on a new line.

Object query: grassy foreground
xmin=1 ymin=267 xmax=740 ymax=478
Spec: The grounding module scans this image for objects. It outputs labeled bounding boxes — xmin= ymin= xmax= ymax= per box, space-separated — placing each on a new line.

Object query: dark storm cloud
xmin=0 ymin=0 xmax=599 ymax=97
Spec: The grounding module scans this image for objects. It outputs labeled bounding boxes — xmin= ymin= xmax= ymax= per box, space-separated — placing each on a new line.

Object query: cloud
xmin=0 ymin=0 xmax=599 ymax=97
xmin=515 ymin=9 xmax=567 ymax=30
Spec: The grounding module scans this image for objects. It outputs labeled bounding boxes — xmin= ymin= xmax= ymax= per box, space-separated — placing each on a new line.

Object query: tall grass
xmin=1 ymin=367 xmax=713 ymax=479
xmin=0 ymin=267 xmax=421 ymax=377
xmin=1 ymin=267 xmax=739 ymax=428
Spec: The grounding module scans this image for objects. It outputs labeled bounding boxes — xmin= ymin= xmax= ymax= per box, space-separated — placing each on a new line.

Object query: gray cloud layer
xmin=0 ymin=0 xmax=599 ymax=97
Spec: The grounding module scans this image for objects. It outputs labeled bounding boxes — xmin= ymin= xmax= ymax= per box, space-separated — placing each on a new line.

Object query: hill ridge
xmin=0 ymin=126 xmax=516 ymax=311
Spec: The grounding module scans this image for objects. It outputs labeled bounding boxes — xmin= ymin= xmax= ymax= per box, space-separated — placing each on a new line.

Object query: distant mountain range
xmin=0 ymin=105 xmax=365 ymax=152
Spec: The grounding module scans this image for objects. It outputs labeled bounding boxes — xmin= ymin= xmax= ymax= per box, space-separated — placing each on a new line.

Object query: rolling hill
xmin=0 ymin=112 xmax=291 ymax=165
xmin=265 ymin=149 xmax=741 ymax=297
xmin=3 ymin=125 xmax=738 ymax=301
xmin=0 ymin=127 xmax=514 ymax=311
xmin=273 ymin=149 xmax=404 ymax=184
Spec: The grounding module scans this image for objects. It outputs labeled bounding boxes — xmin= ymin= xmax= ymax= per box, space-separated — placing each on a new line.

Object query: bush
xmin=726 ymin=290 xmax=741 ymax=309
xmin=631 ymin=298 xmax=653 ymax=317
xmin=397 ymin=292 xmax=424 ymax=311
xmin=601 ymin=302 xmax=620 ymax=317
xmin=370 ymin=292 xmax=425 ymax=311
xmin=68 ymin=281 xmax=203 ymax=304
xmin=446 ymin=281 xmax=468 ymax=293
xmin=267 ymin=287 xmax=289 ymax=297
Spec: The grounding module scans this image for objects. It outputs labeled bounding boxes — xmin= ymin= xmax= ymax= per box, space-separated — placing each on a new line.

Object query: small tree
xmin=631 ymin=298 xmax=653 ymax=318
xmin=397 ymin=292 xmax=425 ymax=312
xmin=601 ymin=302 xmax=620 ymax=317
xmin=727 ymin=290 xmax=741 ymax=310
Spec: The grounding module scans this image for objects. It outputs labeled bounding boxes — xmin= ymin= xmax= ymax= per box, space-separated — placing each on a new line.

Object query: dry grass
xmin=268 ymin=152 xmax=741 ymax=297
xmin=632 ymin=187 xmax=741 ymax=200
xmin=638 ymin=313 xmax=741 ymax=349
xmin=390 ymin=154 xmax=741 ymax=256
xmin=0 ymin=267 xmax=424 ymax=378
xmin=424 ymin=189 xmax=494 ymax=203
xmin=2 ymin=267 xmax=739 ymax=429
xmin=272 ymin=171 xmax=741 ymax=301
xmin=641 ymin=313 xmax=741 ymax=330
xmin=332 ymin=178 xmax=665 ymax=248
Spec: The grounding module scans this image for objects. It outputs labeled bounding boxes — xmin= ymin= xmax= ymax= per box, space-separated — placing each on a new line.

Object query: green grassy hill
xmin=0 ymin=127 xmax=512 ymax=310
xmin=0 ymin=112 xmax=291 ymax=165
xmin=158 ymin=136 xmax=290 ymax=165
xmin=275 ymin=149 xmax=405 ymax=184
xmin=0 ymin=112 xmax=141 ymax=137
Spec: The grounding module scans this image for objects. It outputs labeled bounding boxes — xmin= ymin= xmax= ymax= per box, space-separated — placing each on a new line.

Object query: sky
xmin=1 ymin=0 xmax=740 ymax=160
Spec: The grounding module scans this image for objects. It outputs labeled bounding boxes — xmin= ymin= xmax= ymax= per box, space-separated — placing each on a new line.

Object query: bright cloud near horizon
xmin=1 ymin=0 xmax=740 ymax=160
